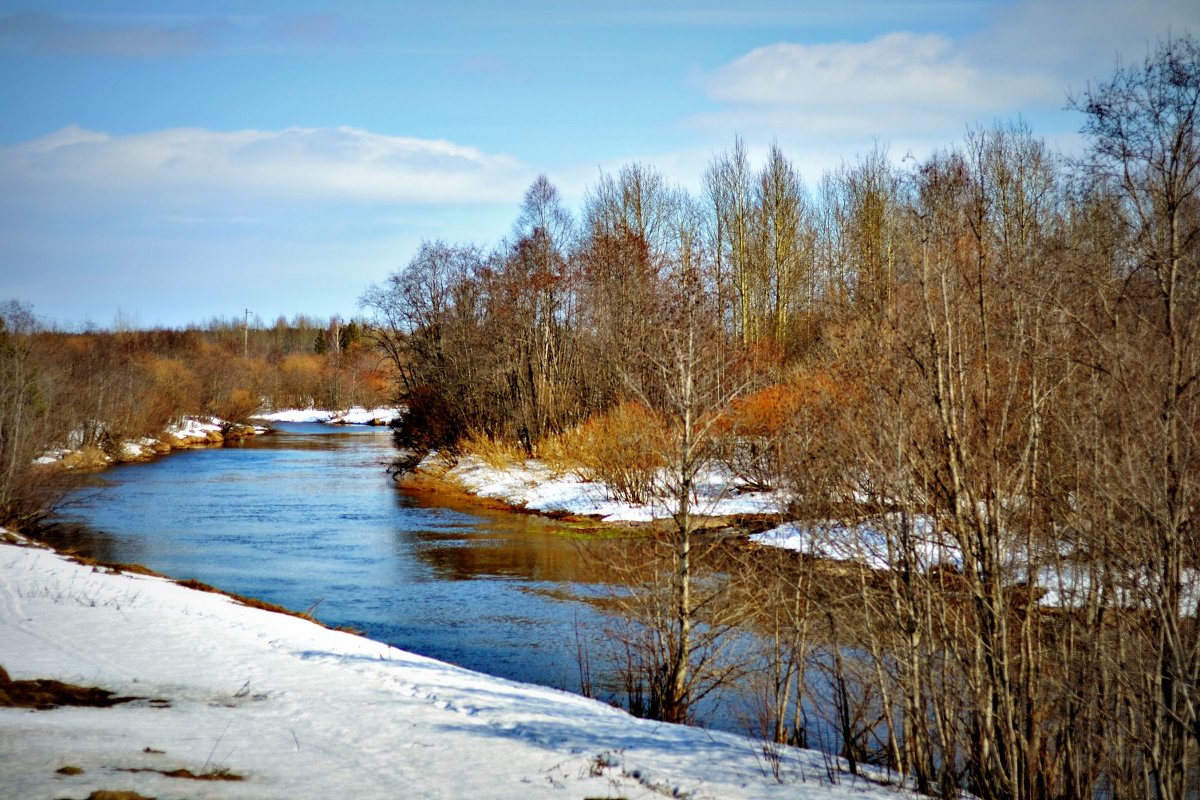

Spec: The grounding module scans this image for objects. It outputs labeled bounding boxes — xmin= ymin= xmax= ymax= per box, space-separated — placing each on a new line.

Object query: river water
xmin=53 ymin=423 xmax=622 ymax=700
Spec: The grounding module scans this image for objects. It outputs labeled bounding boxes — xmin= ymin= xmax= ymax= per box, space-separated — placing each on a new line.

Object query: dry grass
xmin=460 ymin=429 xmax=529 ymax=470
xmin=174 ymin=578 xmax=317 ymax=622
xmin=55 ymin=446 xmax=112 ymax=472
xmin=118 ymin=766 xmax=244 ymax=782
xmin=553 ymin=402 xmax=668 ymax=504
xmin=0 ymin=664 xmax=139 ymax=710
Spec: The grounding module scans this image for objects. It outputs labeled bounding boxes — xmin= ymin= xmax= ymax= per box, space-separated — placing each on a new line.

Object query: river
xmin=52 ymin=422 xmax=623 ymax=701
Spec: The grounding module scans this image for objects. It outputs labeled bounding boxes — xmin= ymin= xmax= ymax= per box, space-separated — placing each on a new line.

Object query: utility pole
xmin=244 ymin=308 xmax=251 ymax=361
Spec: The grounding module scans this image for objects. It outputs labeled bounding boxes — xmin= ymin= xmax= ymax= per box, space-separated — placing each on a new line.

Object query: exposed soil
xmin=117 ymin=767 xmax=244 ymax=781
xmin=0 ymin=664 xmax=138 ymax=710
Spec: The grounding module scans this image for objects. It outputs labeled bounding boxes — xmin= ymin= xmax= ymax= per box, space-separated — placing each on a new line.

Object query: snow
xmin=0 ymin=533 xmax=899 ymax=800
xmin=253 ymin=407 xmax=401 ymax=425
xmin=33 ymin=450 xmax=70 ymax=465
xmin=441 ymin=455 xmax=786 ymax=523
xmin=752 ymin=519 xmax=1200 ymax=614
xmin=329 ymin=407 xmax=400 ymax=425
xmin=253 ymin=409 xmax=334 ymax=423
xmin=164 ymin=416 xmax=224 ymax=440
xmin=750 ymin=516 xmax=961 ymax=573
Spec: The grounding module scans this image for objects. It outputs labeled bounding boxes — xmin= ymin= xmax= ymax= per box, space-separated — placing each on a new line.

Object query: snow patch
xmin=751 ymin=515 xmax=960 ymax=572
xmin=253 ymin=407 xmax=401 ymax=425
xmin=253 ymin=408 xmax=334 ymax=423
xmin=442 ymin=455 xmax=785 ymax=522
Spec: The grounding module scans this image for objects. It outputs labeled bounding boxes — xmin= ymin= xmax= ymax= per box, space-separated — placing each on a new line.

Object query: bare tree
xmin=753 ymin=142 xmax=812 ymax=347
xmin=494 ymin=175 xmax=581 ymax=450
xmin=599 ymin=204 xmax=750 ymax=724
xmin=705 ymin=138 xmax=758 ymax=345
xmin=0 ymin=302 xmax=68 ymax=526
xmin=1071 ymin=34 xmax=1200 ymax=800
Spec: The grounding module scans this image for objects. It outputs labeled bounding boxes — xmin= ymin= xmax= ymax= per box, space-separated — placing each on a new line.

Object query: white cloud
xmin=0 ymin=124 xmax=532 ymax=210
xmin=695 ymin=0 xmax=1199 ymax=145
xmin=702 ymin=32 xmax=1052 ymax=138
xmin=710 ymin=33 xmax=959 ymax=108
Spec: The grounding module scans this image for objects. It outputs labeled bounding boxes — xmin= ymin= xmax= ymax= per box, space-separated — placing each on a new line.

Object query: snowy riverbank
xmin=34 ymin=407 xmax=402 ymax=472
xmin=0 ymin=533 xmax=897 ymax=800
xmin=412 ymin=452 xmax=787 ymax=524
xmin=253 ymin=406 xmax=401 ymax=426
xmin=34 ymin=416 xmax=268 ymax=471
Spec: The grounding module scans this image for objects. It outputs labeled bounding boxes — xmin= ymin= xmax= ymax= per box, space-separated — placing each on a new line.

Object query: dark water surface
xmin=54 ymin=423 xmax=620 ymax=696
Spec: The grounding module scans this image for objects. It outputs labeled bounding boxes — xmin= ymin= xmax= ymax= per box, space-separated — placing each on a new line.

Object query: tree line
xmin=363 ymin=37 xmax=1199 ymax=800
xmin=0 ymin=309 xmax=388 ymax=525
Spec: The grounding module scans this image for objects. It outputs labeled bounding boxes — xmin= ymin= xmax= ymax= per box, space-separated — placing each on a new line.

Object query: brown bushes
xmin=558 ymin=401 xmax=667 ymax=504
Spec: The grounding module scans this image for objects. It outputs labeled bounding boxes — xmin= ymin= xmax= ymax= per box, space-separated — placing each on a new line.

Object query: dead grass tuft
xmin=174 ymin=578 xmax=317 ymax=622
xmin=537 ymin=429 xmax=583 ymax=476
xmin=460 ymin=430 xmax=529 ymax=470
xmin=118 ymin=766 xmax=244 ymax=782
xmin=0 ymin=665 xmax=138 ymax=710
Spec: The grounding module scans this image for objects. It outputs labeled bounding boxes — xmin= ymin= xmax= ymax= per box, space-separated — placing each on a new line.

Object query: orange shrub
xmin=564 ymin=401 xmax=667 ymax=504
xmin=716 ymin=375 xmax=840 ymax=491
xmin=136 ymin=355 xmax=201 ymax=433
xmin=277 ymin=353 xmax=324 ymax=408
xmin=213 ymin=387 xmax=261 ymax=425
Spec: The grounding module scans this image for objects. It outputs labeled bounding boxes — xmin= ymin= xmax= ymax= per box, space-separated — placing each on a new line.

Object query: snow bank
xmin=752 ymin=518 xmax=1200 ymax=613
xmin=252 ymin=409 xmax=334 ymax=423
xmin=329 ymin=406 xmax=400 ymax=425
xmin=254 ymin=407 xmax=401 ymax=425
xmin=0 ymin=534 xmax=897 ymax=800
xmin=163 ymin=416 xmax=225 ymax=441
xmin=751 ymin=516 xmax=960 ymax=572
xmin=441 ymin=455 xmax=786 ymax=523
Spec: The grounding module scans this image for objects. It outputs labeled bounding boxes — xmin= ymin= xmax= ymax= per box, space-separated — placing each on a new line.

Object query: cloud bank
xmin=0 ymin=124 xmax=531 ymax=211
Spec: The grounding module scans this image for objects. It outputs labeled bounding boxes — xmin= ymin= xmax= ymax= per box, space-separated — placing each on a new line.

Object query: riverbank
xmin=0 ymin=530 xmax=898 ymax=800
xmin=34 ymin=417 xmax=268 ymax=472
xmin=399 ymin=450 xmax=787 ymax=530
xmin=34 ymin=407 xmax=402 ymax=473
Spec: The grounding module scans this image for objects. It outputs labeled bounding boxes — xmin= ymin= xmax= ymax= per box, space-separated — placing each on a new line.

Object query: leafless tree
xmin=1070 ymin=33 xmax=1200 ymax=800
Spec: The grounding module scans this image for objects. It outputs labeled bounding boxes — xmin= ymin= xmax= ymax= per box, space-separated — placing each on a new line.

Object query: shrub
xmin=392 ymin=384 xmax=466 ymax=452
xmin=711 ymin=384 xmax=803 ymax=491
xmin=714 ymin=376 xmax=839 ymax=491
xmin=136 ymin=356 xmax=201 ymax=433
xmin=564 ymin=401 xmax=667 ymax=504
xmin=461 ymin=429 xmax=528 ymax=470
xmin=276 ymin=353 xmax=324 ymax=409
xmin=213 ymin=388 xmax=261 ymax=426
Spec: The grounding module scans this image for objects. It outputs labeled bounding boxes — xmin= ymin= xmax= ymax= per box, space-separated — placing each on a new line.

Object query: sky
xmin=0 ymin=0 xmax=1197 ymax=330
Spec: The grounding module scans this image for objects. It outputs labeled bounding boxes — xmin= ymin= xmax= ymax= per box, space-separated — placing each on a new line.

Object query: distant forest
xmin=0 ymin=307 xmax=388 ymax=518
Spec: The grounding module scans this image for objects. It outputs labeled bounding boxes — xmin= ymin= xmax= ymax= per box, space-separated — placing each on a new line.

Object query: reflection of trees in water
xmin=29 ymin=521 xmax=137 ymax=568
xmin=405 ymin=511 xmax=631 ymax=585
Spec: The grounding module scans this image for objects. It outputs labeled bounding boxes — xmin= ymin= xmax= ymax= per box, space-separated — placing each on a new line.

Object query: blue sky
xmin=1 ymin=0 xmax=1197 ymax=329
